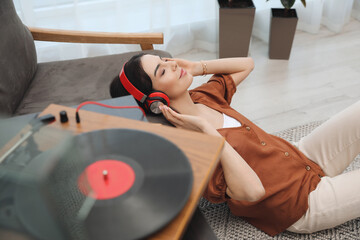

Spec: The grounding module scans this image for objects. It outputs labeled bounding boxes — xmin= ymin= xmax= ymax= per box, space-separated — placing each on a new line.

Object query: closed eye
xmin=161 ymin=69 xmax=165 ymax=76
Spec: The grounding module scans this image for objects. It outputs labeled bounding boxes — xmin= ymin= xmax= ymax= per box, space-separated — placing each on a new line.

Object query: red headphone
xmin=119 ymin=63 xmax=170 ymax=114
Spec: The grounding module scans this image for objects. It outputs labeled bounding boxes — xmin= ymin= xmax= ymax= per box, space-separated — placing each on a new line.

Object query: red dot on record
xmin=78 ymin=159 xmax=135 ymax=200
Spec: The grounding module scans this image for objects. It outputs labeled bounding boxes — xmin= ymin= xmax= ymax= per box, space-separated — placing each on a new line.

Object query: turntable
xmin=0 ymin=104 xmax=224 ymax=240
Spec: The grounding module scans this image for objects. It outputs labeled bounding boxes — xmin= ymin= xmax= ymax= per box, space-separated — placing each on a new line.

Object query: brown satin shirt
xmin=189 ymin=74 xmax=325 ymax=236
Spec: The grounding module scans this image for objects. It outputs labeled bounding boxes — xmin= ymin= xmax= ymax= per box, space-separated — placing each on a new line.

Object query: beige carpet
xmin=199 ymin=121 xmax=360 ymax=240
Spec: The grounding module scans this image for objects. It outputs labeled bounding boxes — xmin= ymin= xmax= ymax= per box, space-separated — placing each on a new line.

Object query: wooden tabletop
xmin=39 ymin=104 xmax=224 ymax=240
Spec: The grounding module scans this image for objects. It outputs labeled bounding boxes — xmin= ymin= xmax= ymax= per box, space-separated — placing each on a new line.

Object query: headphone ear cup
xmin=148 ymin=91 xmax=170 ymax=106
xmin=146 ymin=91 xmax=170 ymax=114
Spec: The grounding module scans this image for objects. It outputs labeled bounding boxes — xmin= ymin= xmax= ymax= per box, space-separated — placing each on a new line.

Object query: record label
xmin=78 ymin=160 xmax=135 ymax=200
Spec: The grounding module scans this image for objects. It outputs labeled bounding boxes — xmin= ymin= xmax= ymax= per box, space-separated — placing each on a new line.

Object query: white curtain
xmin=13 ymin=0 xmax=218 ymax=62
xmin=13 ymin=0 xmax=359 ymax=62
xmin=253 ymin=0 xmax=359 ymax=43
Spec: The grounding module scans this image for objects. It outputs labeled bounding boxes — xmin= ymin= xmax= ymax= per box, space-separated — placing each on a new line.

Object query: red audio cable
xmin=75 ymin=101 xmax=146 ymax=123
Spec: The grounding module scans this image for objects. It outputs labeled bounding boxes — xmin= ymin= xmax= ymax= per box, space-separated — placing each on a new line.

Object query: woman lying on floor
xmin=109 ymin=53 xmax=360 ymax=236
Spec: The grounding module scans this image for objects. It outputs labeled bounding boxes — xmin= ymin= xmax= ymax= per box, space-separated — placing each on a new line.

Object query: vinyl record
xmin=15 ymin=129 xmax=193 ymax=240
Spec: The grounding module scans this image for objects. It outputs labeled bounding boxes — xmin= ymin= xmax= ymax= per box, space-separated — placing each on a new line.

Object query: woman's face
xmin=141 ymin=54 xmax=193 ymax=100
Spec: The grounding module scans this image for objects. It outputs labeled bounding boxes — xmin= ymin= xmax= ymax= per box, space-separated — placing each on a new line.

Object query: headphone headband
xmin=119 ymin=63 xmax=147 ymax=103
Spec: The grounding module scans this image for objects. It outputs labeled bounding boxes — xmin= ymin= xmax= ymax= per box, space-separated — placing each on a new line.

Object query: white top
xmin=222 ymin=113 xmax=242 ymax=128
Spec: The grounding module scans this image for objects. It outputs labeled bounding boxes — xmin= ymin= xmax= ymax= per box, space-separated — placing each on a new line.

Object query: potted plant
xmin=267 ymin=0 xmax=306 ymax=59
xmin=218 ymin=0 xmax=256 ymax=58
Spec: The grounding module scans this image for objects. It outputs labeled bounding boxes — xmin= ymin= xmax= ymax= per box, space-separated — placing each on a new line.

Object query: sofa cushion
xmin=0 ymin=0 xmax=37 ymax=116
xmin=15 ymin=50 xmax=171 ymax=115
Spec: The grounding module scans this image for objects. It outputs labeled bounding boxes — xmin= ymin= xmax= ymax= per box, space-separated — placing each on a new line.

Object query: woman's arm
xmin=166 ymin=57 xmax=254 ymax=87
xmin=197 ymin=58 xmax=254 ymax=87
xmin=202 ymin=123 xmax=265 ymax=202
xmin=160 ymin=105 xmax=265 ymax=202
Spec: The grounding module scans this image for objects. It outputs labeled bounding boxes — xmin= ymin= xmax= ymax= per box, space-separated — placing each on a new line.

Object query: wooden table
xmin=38 ymin=104 xmax=224 ymax=240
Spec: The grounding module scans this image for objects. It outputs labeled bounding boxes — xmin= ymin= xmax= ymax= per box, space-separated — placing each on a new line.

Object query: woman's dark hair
xmin=109 ymin=53 xmax=153 ymax=111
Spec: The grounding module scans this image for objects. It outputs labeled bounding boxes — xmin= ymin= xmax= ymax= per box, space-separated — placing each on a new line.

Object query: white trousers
xmin=287 ymin=100 xmax=360 ymax=234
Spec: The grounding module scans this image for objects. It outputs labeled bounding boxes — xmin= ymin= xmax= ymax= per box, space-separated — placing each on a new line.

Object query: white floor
xmin=175 ymin=18 xmax=360 ymax=133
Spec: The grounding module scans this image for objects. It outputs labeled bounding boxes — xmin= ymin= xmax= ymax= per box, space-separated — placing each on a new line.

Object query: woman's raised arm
xmin=165 ymin=57 xmax=254 ymax=87
xmin=202 ymin=57 xmax=254 ymax=86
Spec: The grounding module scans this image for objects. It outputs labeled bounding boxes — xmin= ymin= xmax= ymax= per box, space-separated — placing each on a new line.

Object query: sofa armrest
xmin=28 ymin=27 xmax=163 ymax=50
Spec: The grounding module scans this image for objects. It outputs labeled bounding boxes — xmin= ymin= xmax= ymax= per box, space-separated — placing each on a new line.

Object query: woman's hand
xmin=159 ymin=105 xmax=210 ymax=133
xmin=163 ymin=57 xmax=202 ymax=76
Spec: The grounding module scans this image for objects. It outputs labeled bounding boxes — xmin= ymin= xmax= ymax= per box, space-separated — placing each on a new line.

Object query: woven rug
xmin=199 ymin=121 xmax=360 ymax=240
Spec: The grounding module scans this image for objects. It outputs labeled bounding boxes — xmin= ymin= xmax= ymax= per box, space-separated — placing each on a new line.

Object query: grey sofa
xmin=0 ymin=0 xmax=171 ymax=117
